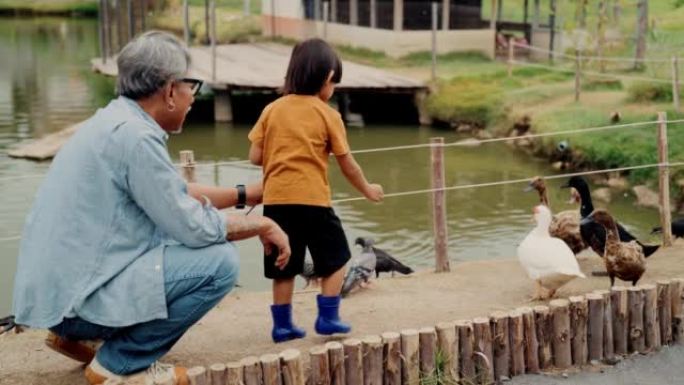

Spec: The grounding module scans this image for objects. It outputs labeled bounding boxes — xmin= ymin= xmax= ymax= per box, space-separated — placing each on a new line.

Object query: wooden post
xmin=244 ymin=0 xmax=250 ymax=15
xmin=657 ymin=112 xmax=673 ymax=247
xmin=430 ymin=137 xmax=449 ymax=272
xmin=419 ymin=327 xmax=437 ymax=379
xmin=113 ymin=0 xmax=121 ymax=51
xmin=310 ymin=345 xmax=331 ymax=385
xmin=183 ymin=0 xmax=190 ymax=45
xmin=127 ymin=0 xmax=134 ymax=41
xmin=210 ymin=0 xmax=217 ymax=82
xmin=205 ymin=0 xmax=210 ymax=42
xmin=534 ymin=305 xmax=553 ymax=369
xmin=370 ymin=0 xmax=377 ymax=28
xmin=673 ymin=57 xmax=680 ymax=112
xmin=280 ymin=349 xmax=305 ymax=385
xmin=595 ymin=290 xmax=615 ymax=362
xmin=187 ymin=366 xmax=208 ymax=385
xmin=431 ymin=2 xmax=438 ymax=82
xmin=326 ymin=342 xmax=345 ymax=385
xmin=180 ymin=150 xmax=196 ymax=183
xmin=509 ymin=310 xmax=525 ymax=376
xmin=658 ymin=280 xmax=673 ymax=345
xmin=380 ymin=333 xmax=401 ymax=385
xmin=400 ymin=329 xmax=420 ymax=385
xmin=436 ymin=322 xmax=459 ymax=383
xmin=587 ymin=293 xmax=604 ymax=362
xmin=349 ymin=0 xmax=358 ymax=25
xmin=455 ymin=320 xmax=475 ymax=381
xmin=242 ymin=356 xmax=263 ymax=385
xmin=103 ymin=0 xmax=111 ymax=60
xmin=226 ymin=362 xmax=244 ymax=385
xmin=472 ymin=317 xmax=494 ymax=384
xmin=569 ymin=296 xmax=588 ymax=366
xmin=343 ymin=339 xmax=363 ymax=385
xmin=441 ymin=0 xmax=449 ymax=30
xmin=550 ymin=299 xmax=571 ymax=369
xmin=270 ymin=0 xmax=275 ymax=37
xmin=260 ymin=354 xmax=282 ymax=385
xmin=507 ymin=38 xmax=514 ymax=77
xmin=323 ymin=1 xmax=329 ymax=39
xmin=489 ymin=0 xmax=498 ymax=30
xmin=98 ymin=0 xmax=107 ymax=64
xmin=362 ymin=336 xmax=383 ymax=385
xmin=331 ymin=0 xmax=337 ymax=22
xmin=208 ymin=363 xmax=226 ymax=385
xmin=635 ymin=0 xmax=648 ymax=69
xmin=532 ymin=0 xmax=540 ymax=30
xmin=628 ymin=286 xmax=646 ymax=353
xmin=519 ymin=307 xmax=539 ymax=374
xmin=671 ymin=278 xmax=683 ymax=319
xmin=214 ymin=90 xmax=233 ymax=122
xmin=674 ymin=315 xmax=684 ymax=344
xmin=393 ymin=0 xmax=403 ymax=31
xmin=642 ymin=284 xmax=660 ymax=351
xmin=611 ymin=286 xmax=629 ymax=355
xmin=490 ymin=312 xmax=510 ymax=382
xmin=597 ymin=1 xmax=606 ymax=72
xmin=575 ymin=49 xmax=581 ymax=102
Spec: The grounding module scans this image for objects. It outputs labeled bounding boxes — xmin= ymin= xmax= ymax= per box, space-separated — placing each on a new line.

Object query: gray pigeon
xmin=341 ymin=238 xmax=377 ymax=297
xmin=300 ymin=259 xmax=319 ymax=289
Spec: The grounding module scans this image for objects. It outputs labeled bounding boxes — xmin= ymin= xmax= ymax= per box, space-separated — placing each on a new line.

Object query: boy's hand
xmin=365 ymin=183 xmax=384 ymax=202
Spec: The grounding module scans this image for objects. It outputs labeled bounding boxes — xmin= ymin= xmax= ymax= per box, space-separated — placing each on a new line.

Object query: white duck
xmin=517 ymin=205 xmax=586 ymax=299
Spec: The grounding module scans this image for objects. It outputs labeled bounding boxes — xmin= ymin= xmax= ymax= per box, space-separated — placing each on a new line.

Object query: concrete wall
xmin=262 ymin=16 xmax=495 ymax=59
xmin=261 ymin=0 xmax=302 ymax=18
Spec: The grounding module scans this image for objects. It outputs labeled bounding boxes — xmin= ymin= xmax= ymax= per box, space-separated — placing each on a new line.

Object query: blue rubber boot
xmin=270 ymin=304 xmax=306 ymax=343
xmin=314 ymin=295 xmax=351 ymax=335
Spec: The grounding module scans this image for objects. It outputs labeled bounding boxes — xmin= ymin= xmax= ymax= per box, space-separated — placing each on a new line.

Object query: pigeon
xmin=354 ymin=237 xmax=413 ymax=278
xmin=300 ymin=259 xmax=320 ymax=289
xmin=341 ymin=238 xmax=377 ymax=297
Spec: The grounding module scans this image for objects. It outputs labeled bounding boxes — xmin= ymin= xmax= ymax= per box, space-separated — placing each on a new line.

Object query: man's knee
xmin=204 ymin=243 xmax=239 ymax=291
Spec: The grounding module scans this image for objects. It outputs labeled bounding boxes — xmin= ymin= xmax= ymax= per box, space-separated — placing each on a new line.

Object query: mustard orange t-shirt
xmin=248 ymin=94 xmax=350 ymax=207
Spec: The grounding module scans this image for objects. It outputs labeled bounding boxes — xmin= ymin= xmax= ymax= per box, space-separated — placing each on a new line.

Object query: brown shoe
xmin=45 ymin=331 xmax=98 ymax=363
xmin=85 ymin=359 xmax=188 ymax=385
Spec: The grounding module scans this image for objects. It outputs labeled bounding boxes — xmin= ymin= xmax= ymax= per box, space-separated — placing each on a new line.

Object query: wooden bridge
xmin=91 ymin=43 xmax=427 ymax=122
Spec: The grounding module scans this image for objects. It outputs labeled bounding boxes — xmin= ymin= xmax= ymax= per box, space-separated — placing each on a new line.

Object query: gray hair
xmin=116 ymin=31 xmax=191 ymax=99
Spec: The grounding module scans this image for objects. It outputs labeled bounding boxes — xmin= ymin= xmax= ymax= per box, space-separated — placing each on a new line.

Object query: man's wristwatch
xmin=236 ymin=184 xmax=246 ymax=209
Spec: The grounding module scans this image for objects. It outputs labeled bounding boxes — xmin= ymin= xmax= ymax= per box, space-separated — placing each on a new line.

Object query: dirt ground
xmin=2 ymin=241 xmax=684 ymax=385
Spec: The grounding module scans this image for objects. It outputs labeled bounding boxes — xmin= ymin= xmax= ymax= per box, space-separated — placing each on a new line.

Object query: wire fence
xmin=2 ymin=117 xmax=683 ymax=242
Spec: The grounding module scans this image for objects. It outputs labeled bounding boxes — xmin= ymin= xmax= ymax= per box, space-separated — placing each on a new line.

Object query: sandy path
xmin=1 ymin=241 xmax=683 ymax=385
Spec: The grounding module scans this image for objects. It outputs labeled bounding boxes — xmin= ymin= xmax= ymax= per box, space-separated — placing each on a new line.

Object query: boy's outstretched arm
xmin=335 ymin=152 xmax=383 ymax=202
xmin=249 ymin=142 xmax=263 ymax=165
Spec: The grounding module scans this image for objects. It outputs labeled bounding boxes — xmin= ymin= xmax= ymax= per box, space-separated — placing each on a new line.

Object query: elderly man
xmin=11 ymin=31 xmax=290 ymax=385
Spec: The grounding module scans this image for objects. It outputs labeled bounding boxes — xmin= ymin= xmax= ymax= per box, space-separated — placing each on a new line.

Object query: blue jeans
xmin=49 ymin=243 xmax=238 ymax=374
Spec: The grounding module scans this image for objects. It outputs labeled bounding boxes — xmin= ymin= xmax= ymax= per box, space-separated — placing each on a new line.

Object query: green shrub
xmin=425 ymin=78 xmax=505 ymax=127
xmin=193 ymin=15 xmax=261 ymax=44
xmin=628 ymin=81 xmax=675 ymax=102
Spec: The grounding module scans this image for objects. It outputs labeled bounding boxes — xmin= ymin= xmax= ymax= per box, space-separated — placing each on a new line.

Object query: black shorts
xmin=263 ymin=204 xmax=351 ymax=279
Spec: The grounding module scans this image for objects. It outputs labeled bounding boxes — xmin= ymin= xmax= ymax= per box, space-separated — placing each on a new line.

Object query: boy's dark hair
xmin=283 ymin=38 xmax=343 ymax=95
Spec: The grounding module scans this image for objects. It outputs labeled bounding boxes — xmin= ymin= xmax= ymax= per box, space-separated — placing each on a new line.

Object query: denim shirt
xmin=12 ymin=96 xmax=228 ymax=329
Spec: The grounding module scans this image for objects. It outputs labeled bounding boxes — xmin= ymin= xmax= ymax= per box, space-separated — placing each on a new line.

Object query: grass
xmin=0 ymin=0 xmax=97 ymax=15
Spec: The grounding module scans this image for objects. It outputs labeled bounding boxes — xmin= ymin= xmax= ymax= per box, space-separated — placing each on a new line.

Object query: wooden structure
xmin=262 ymin=0 xmax=497 ymax=58
xmin=108 ymin=280 xmax=684 ymax=385
xmin=91 ymin=43 xmax=426 ymax=123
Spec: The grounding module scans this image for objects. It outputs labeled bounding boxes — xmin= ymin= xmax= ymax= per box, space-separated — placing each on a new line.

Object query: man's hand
xmin=226 ymin=215 xmax=291 ymax=270
xmin=259 ymin=219 xmax=291 ymax=270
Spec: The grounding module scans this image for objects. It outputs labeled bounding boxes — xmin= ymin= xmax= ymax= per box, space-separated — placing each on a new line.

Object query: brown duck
xmin=525 ymin=176 xmax=586 ymax=254
xmin=583 ymin=209 xmax=646 ymax=286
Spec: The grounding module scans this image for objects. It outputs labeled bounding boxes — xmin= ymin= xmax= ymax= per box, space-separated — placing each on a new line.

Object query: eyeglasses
xmin=178 ymin=78 xmax=203 ymax=96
